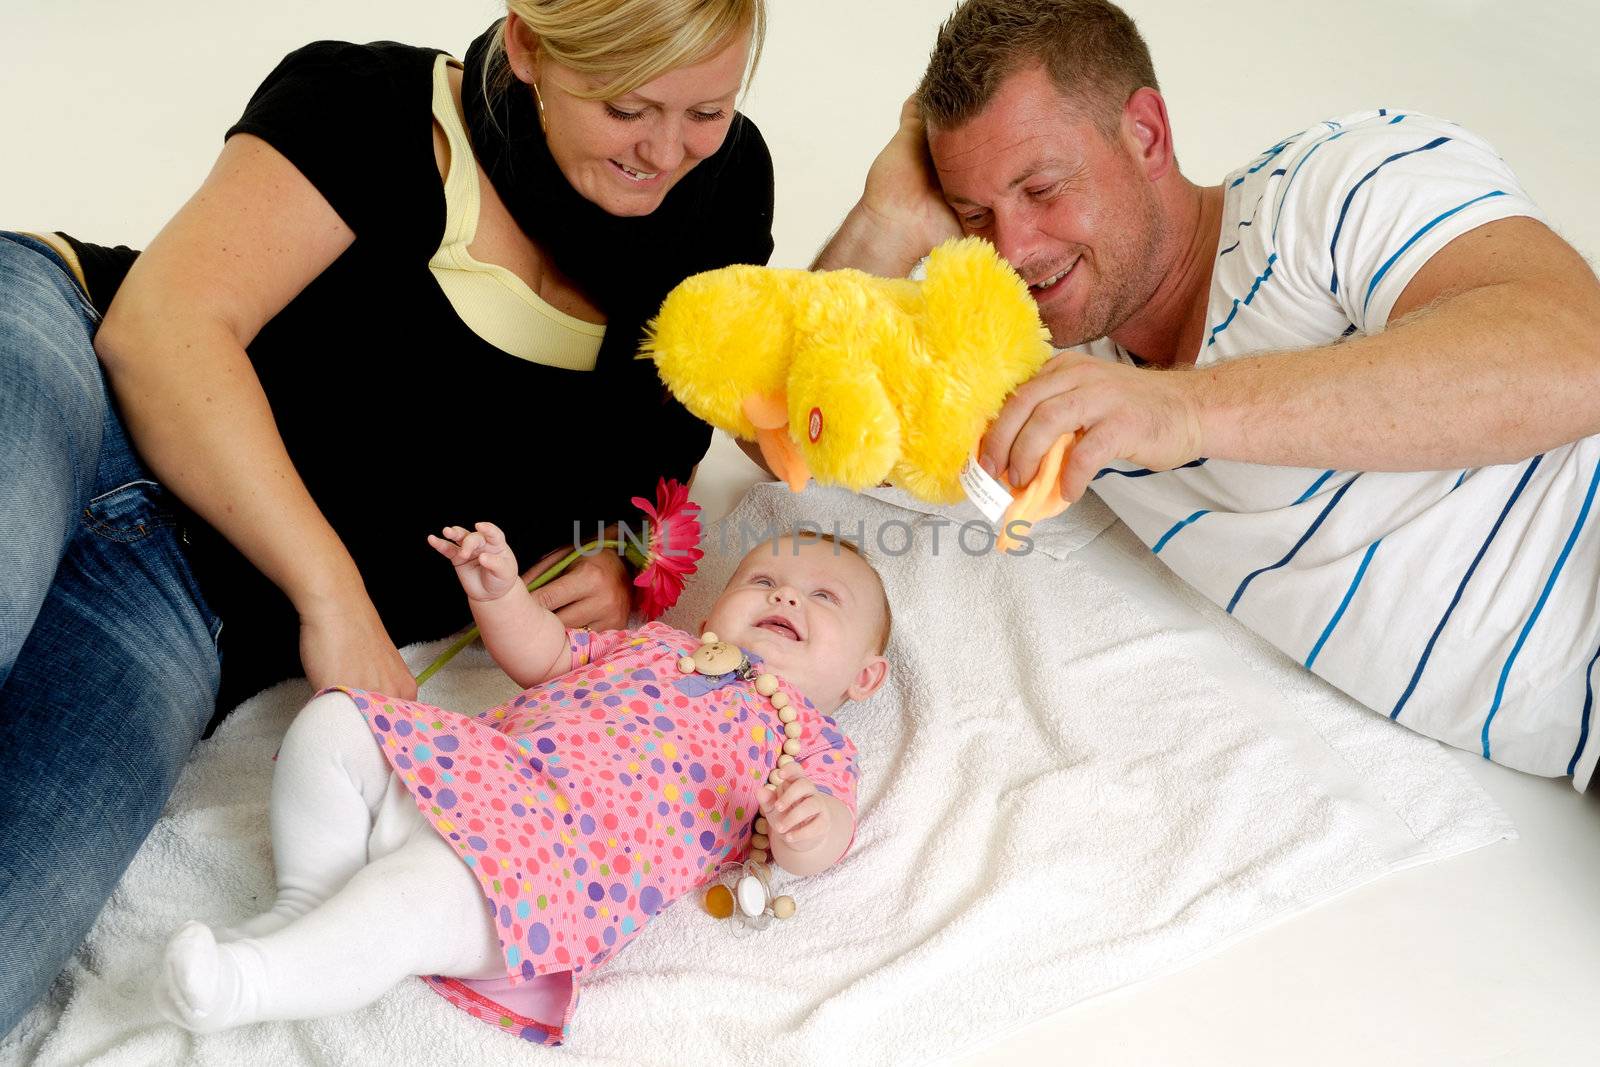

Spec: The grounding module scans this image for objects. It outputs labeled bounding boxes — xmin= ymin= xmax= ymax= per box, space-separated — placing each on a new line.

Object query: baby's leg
xmin=156 ymin=812 xmax=503 ymax=1032
xmin=222 ymin=690 xmax=392 ymax=940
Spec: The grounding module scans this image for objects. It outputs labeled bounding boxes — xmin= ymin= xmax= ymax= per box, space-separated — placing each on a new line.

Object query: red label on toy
xmin=808 ymin=407 xmax=823 ymax=443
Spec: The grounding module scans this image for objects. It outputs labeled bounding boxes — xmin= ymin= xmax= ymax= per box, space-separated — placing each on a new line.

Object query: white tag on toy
xmin=960 ymin=455 xmax=1013 ymax=524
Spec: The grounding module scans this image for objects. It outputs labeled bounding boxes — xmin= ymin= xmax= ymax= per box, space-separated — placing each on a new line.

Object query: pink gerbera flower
xmin=626 ymin=478 xmax=704 ymax=621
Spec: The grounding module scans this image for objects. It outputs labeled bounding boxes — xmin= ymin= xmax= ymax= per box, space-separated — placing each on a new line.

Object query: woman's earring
xmin=532 ymin=81 xmax=548 ymax=134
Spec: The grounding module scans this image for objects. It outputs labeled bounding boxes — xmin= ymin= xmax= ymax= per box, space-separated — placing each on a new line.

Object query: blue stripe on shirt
xmin=1272 ymin=130 xmax=1348 ymax=242
xmin=1152 ymin=509 xmax=1211 ymax=554
xmin=1292 ymin=469 xmax=1337 ymax=503
xmin=1229 ymin=143 xmax=1291 ymax=188
xmin=1227 ymin=473 xmax=1362 ymax=615
xmin=1150 ymin=468 xmax=1331 ymax=558
xmin=1329 ymin=137 xmax=1451 ymax=295
xmin=1483 ymin=456 xmax=1600 ymax=758
xmin=1208 ymin=254 xmax=1279 ymax=346
xmin=1220 ymin=186 xmax=1280 ymax=258
xmin=1305 ymin=538 xmax=1383 ymax=669
xmin=1568 ymin=645 xmax=1600 ymax=777
xmin=1392 ymin=456 xmax=1542 ymax=721
xmin=1362 ymin=191 xmax=1508 ymax=315
xmin=1093 ymin=458 xmax=1208 ymax=481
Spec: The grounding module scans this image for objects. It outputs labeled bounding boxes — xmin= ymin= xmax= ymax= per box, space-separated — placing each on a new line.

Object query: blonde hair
xmin=488 ymin=0 xmax=765 ymax=102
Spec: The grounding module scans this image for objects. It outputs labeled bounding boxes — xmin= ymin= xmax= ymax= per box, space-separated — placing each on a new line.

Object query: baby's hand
xmin=427 ymin=522 xmax=520 ymax=602
xmin=757 ymin=762 xmax=829 ymax=853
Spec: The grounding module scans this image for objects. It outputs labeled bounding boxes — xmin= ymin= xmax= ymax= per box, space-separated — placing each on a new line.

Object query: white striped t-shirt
xmin=1082 ymin=110 xmax=1599 ymax=789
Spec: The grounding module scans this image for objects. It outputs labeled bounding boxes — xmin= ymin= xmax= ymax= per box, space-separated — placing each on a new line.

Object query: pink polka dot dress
xmin=330 ymin=621 xmax=858 ymax=1045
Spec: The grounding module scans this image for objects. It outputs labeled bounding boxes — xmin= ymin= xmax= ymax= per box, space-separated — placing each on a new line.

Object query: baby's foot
xmin=156 ymin=921 xmax=251 ymax=1033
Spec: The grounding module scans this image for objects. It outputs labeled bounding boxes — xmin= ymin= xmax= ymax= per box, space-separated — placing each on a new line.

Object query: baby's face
xmin=701 ymin=538 xmax=889 ymax=713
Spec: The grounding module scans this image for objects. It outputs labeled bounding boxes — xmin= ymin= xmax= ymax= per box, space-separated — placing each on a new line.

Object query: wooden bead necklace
xmin=676 ymin=631 xmax=799 ymax=924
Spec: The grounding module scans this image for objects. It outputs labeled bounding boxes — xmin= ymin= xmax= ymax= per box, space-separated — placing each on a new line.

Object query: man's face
xmin=929 ymin=64 xmax=1166 ymax=348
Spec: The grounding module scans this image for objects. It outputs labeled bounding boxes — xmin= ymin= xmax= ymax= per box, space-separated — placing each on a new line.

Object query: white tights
xmin=154 ymin=692 xmax=504 ymax=1032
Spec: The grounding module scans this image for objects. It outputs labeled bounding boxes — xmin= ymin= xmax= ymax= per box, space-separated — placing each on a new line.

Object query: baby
xmin=155 ymin=525 xmax=891 ymax=1045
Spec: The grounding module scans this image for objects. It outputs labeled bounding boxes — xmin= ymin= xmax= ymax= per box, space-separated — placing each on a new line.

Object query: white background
xmin=5 ymin=1 xmax=1599 ymax=1064
xmin=5 ymin=1 xmax=1597 ymax=266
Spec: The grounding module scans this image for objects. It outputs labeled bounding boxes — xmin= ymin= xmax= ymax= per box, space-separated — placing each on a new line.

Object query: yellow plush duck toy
xmin=642 ymin=237 xmax=1075 ymax=549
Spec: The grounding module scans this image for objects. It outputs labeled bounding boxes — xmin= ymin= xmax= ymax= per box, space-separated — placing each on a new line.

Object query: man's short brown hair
xmin=916 ymin=0 xmax=1159 ymax=134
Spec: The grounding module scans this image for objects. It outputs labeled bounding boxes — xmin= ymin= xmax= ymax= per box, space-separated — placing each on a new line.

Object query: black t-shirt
xmin=62 ymin=40 xmax=774 ymax=712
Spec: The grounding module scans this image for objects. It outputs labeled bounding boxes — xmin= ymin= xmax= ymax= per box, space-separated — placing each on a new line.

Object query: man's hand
xmin=757 ymin=762 xmax=831 ymax=853
xmin=814 ymin=97 xmax=962 ymax=275
xmin=980 ymin=352 xmax=1206 ymax=503
xmin=860 ymin=97 xmax=963 ymax=254
xmin=526 ymin=545 xmax=632 ymax=631
xmin=428 ymin=522 xmax=521 ymax=602
xmin=298 ymin=599 xmax=416 ymax=699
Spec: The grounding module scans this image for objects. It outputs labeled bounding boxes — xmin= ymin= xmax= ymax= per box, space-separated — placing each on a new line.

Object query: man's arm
xmin=812 ymin=98 xmax=962 ymax=275
xmin=1194 ymin=215 xmax=1600 ymax=469
xmin=983 ymin=216 xmax=1600 ymax=501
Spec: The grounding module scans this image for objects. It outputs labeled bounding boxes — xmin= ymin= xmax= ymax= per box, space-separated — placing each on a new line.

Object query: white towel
xmin=4 ymin=484 xmax=1511 ymax=1067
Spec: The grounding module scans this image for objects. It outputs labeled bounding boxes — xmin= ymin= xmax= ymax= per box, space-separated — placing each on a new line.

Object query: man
xmin=817 ymin=0 xmax=1600 ymax=787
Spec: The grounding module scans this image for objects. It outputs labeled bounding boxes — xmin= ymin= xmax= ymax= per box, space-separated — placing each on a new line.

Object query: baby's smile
xmin=754 ymin=614 xmax=803 ymax=641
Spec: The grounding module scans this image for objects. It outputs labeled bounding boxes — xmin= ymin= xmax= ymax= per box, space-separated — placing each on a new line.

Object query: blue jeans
xmin=0 ymin=233 xmax=221 ymax=1037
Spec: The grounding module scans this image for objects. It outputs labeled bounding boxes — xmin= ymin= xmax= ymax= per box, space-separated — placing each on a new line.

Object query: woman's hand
xmin=428 ymin=522 xmax=521 ymax=601
xmin=298 ymin=598 xmax=416 ymax=699
xmin=526 ymin=545 xmax=632 ymax=631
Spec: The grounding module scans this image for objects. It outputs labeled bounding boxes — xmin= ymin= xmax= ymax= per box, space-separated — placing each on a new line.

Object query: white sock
xmin=156 ymin=922 xmax=262 ymax=1033
xmin=156 ymin=799 xmax=504 ymax=1030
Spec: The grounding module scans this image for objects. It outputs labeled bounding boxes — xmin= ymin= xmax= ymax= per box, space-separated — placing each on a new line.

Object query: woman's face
xmin=510 ymin=19 xmax=750 ymax=217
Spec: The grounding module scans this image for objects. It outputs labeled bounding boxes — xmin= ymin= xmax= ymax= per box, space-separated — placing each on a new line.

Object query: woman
xmin=0 ymin=0 xmax=771 ymax=1036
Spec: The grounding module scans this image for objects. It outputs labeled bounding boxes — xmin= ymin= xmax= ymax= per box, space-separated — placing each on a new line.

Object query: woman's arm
xmin=94 ymin=133 xmax=416 ymax=697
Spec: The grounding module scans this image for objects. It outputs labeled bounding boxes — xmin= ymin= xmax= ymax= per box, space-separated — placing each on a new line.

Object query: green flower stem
xmin=413 ymin=538 xmax=625 ymax=688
